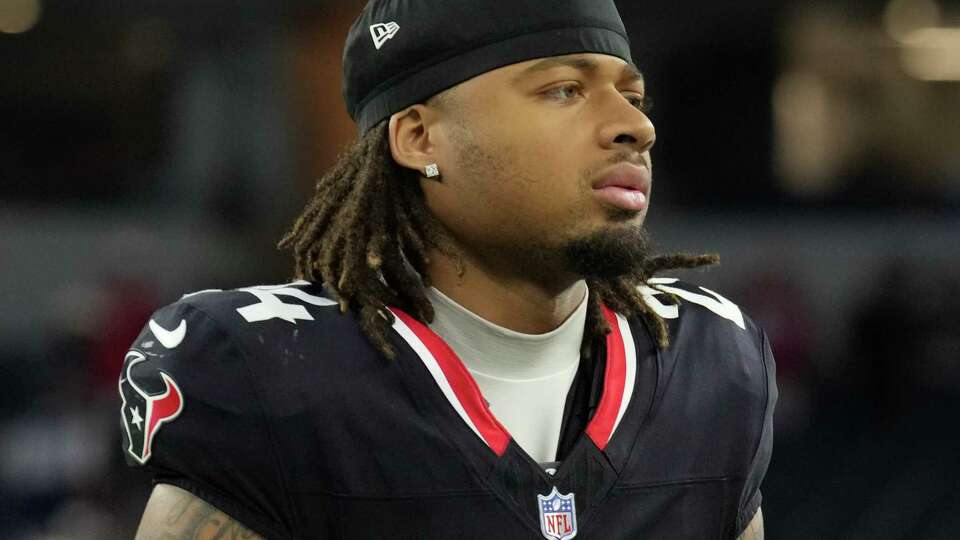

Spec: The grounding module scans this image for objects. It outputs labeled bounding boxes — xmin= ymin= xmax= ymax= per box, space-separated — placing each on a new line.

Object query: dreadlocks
xmin=278 ymin=121 xmax=718 ymax=359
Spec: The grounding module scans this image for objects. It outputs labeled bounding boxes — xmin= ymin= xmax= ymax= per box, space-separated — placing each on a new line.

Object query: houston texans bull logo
xmin=119 ymin=350 xmax=184 ymax=464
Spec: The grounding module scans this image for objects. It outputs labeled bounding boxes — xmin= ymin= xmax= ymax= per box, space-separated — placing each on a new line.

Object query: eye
xmin=543 ymin=83 xmax=584 ymax=103
xmin=625 ymin=93 xmax=654 ymax=113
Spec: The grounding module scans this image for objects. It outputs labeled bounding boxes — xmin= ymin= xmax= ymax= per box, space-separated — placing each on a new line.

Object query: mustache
xmin=583 ymin=151 xmax=650 ymax=184
xmin=606 ymin=150 xmax=648 ymax=169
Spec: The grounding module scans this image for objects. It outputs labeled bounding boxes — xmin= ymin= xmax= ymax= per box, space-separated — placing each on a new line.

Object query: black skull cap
xmin=342 ymin=0 xmax=633 ymax=135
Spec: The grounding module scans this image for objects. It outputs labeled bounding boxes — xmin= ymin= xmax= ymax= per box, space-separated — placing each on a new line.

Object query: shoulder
xmin=119 ymin=284 xmax=321 ymax=538
xmin=137 ymin=280 xmax=364 ymax=358
xmin=633 ymin=278 xmax=777 ymax=488
xmin=638 ymin=277 xmax=766 ymax=352
xmin=123 ymin=280 xmax=379 ymax=412
xmin=636 ymin=277 xmax=775 ymax=405
xmin=123 ymin=281 xmax=378 ymax=417
xmin=170 ymin=280 xmax=341 ymax=329
xmin=119 ymin=280 xmax=369 ymax=466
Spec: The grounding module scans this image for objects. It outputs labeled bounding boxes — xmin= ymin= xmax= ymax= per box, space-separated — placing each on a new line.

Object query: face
xmin=422 ymin=53 xmax=656 ymax=283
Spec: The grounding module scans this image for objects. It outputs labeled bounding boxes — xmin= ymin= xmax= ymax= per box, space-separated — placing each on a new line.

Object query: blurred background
xmin=1 ymin=0 xmax=958 ymax=538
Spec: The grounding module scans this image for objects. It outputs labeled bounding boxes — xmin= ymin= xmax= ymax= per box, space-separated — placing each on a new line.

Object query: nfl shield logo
xmin=537 ymin=487 xmax=578 ymax=540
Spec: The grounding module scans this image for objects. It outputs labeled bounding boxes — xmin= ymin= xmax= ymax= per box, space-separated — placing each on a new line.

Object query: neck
xmin=426 ymin=248 xmax=587 ymax=334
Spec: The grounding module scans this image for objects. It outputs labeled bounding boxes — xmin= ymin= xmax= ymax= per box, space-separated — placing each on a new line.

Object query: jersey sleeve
xmin=118 ymin=298 xmax=292 ymax=539
xmin=733 ymin=330 xmax=778 ymax=537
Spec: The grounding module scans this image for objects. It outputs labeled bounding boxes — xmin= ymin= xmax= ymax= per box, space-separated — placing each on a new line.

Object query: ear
xmin=388 ymin=104 xmax=436 ymax=176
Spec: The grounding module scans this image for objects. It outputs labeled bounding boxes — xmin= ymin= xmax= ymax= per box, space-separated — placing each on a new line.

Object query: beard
xmin=560 ymin=221 xmax=651 ymax=281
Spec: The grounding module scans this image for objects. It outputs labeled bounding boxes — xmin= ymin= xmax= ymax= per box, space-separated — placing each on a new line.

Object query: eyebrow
xmin=512 ymin=56 xmax=645 ymax=84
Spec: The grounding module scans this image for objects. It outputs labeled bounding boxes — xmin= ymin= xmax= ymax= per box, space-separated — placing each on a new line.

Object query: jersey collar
xmin=388 ymin=304 xmax=637 ymax=457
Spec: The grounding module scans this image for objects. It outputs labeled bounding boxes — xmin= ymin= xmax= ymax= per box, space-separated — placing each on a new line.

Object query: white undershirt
xmin=425 ymin=284 xmax=588 ymax=463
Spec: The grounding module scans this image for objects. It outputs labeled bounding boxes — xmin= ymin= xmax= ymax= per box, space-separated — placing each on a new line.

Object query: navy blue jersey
xmin=119 ymin=279 xmax=776 ymax=539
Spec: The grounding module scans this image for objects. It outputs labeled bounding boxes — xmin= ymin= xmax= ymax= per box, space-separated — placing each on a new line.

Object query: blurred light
xmin=773 ymin=70 xmax=846 ymax=196
xmin=883 ymin=0 xmax=942 ymax=42
xmin=0 ymin=0 xmax=41 ymax=35
xmin=900 ymin=27 xmax=960 ymax=81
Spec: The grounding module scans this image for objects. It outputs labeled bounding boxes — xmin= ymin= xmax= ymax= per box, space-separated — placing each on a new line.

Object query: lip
xmin=591 ymin=162 xmax=651 ymax=212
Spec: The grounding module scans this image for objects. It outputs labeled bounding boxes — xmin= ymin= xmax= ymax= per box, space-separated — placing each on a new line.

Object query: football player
xmin=122 ymin=1 xmax=776 ymax=538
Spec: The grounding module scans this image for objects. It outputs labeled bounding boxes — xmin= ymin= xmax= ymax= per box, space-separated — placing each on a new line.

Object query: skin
xmin=740 ymin=508 xmax=765 ymax=540
xmin=135 ymin=53 xmax=764 ymax=538
xmin=390 ymin=52 xmax=655 ymax=334
xmin=135 ymin=484 xmax=262 ymax=540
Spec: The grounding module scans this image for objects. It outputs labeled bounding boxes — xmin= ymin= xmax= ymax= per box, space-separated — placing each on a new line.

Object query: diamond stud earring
xmin=424 ymin=163 xmax=440 ymax=179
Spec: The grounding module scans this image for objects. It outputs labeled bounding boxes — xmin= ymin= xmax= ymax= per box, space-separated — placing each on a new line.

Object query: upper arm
xmin=737 ymin=507 xmax=764 ymax=540
xmin=135 ymin=484 xmax=264 ymax=540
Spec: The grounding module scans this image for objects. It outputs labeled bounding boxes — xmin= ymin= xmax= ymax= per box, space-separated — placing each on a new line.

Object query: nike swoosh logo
xmin=149 ymin=319 xmax=187 ymax=349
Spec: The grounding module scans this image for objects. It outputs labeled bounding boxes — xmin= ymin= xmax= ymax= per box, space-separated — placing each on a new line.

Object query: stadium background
xmin=1 ymin=0 xmax=958 ymax=538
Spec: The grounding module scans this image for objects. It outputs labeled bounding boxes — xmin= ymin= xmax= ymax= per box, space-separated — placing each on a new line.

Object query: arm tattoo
xmin=137 ymin=486 xmax=263 ymax=540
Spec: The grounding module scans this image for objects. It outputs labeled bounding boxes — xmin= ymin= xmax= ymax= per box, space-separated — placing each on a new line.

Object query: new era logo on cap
xmin=370 ymin=22 xmax=400 ymax=50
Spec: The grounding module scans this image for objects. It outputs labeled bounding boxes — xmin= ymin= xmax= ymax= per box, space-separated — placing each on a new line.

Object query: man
xmin=121 ymin=1 xmax=776 ymax=538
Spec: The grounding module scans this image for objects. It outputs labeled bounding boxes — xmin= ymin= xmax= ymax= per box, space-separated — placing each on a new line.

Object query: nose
xmin=598 ymin=98 xmax=656 ymax=154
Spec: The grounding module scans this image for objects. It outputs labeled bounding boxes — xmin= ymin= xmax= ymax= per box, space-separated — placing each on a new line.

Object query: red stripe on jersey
xmin=391 ymin=309 xmax=512 ymax=457
xmin=585 ymin=304 xmax=627 ymax=450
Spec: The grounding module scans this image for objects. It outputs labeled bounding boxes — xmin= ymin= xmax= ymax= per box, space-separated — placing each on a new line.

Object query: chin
xmin=561 ymin=222 xmax=651 ymax=280
xmin=605 ymin=207 xmax=647 ymax=224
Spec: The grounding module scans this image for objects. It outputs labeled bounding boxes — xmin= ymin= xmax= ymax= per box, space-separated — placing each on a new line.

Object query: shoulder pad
xmin=120 ymin=280 xmax=344 ymax=465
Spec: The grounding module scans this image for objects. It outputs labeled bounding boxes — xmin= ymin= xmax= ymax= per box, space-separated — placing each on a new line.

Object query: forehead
xmin=504 ymin=53 xmax=644 ymax=84
xmin=435 ymin=53 xmax=645 ymax=111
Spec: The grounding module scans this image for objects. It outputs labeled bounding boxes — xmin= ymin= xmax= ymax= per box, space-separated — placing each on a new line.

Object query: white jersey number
xmin=181 ymin=281 xmax=338 ymax=324
xmin=639 ymin=278 xmax=745 ymax=330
